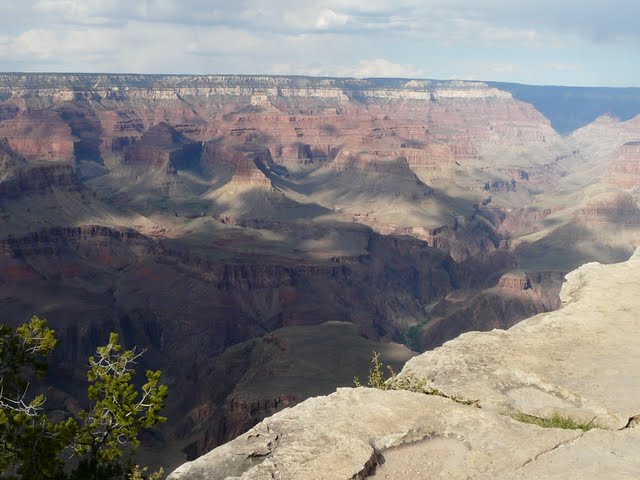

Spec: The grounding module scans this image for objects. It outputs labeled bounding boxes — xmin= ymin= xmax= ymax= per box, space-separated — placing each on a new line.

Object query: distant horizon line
xmin=0 ymin=71 xmax=638 ymax=90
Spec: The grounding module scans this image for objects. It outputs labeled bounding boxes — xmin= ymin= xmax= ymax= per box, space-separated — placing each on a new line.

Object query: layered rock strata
xmin=608 ymin=141 xmax=640 ymax=189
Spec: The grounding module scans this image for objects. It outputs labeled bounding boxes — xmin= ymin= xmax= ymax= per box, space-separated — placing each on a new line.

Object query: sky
xmin=0 ymin=0 xmax=639 ymax=87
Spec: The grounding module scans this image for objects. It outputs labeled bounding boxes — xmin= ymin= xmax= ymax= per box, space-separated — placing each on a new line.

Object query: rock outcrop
xmin=0 ymin=163 xmax=81 ymax=197
xmin=173 ymin=322 xmax=416 ymax=459
xmin=577 ymin=191 xmax=640 ymax=223
xmin=0 ymin=110 xmax=75 ymax=161
xmin=0 ymin=137 xmax=26 ymax=174
xmin=607 ymin=141 xmax=640 ymax=189
xmin=200 ymin=142 xmax=272 ymax=187
xmin=122 ymin=122 xmax=203 ymax=172
xmin=169 ymin=250 xmax=640 ymax=479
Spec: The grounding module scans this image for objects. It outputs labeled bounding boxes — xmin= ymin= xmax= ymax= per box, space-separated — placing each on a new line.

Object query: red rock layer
xmin=608 ymin=142 xmax=640 ymax=189
xmin=0 ymin=137 xmax=26 ymax=172
xmin=122 ymin=122 xmax=203 ymax=171
xmin=330 ymin=148 xmax=425 ymax=180
xmin=0 ymin=110 xmax=74 ymax=161
xmin=0 ymin=163 xmax=80 ymax=197
xmin=497 ymin=273 xmax=530 ymax=290
xmin=577 ymin=192 xmax=640 ymax=222
xmin=498 ymin=207 xmax=553 ymax=237
xmin=0 ymin=77 xmax=560 ymax=187
xmin=200 ymin=142 xmax=272 ymax=187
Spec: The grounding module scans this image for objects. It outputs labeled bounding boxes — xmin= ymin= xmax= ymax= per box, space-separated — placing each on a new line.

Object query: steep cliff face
xmin=0 ymin=109 xmax=74 ymax=161
xmin=0 ymin=163 xmax=81 ymax=197
xmin=122 ymin=122 xmax=203 ymax=172
xmin=200 ymin=142 xmax=273 ymax=187
xmin=0 ymin=225 xmax=153 ymax=260
xmin=577 ymin=191 xmax=640 ymax=223
xmin=0 ymin=219 xmax=455 ymax=464
xmin=0 ymin=137 xmax=26 ymax=182
xmin=169 ymin=250 xmax=640 ymax=480
xmin=172 ymin=322 xmax=416 ymax=460
xmin=607 ymin=141 xmax=640 ymax=189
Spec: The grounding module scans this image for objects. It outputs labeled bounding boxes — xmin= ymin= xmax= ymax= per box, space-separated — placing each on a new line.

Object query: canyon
xmin=0 ymin=74 xmax=640 ymax=471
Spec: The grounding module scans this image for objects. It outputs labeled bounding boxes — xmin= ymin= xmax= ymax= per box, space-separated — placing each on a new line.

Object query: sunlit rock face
xmin=1 ymin=73 xmax=640 ymax=471
xmin=607 ymin=142 xmax=640 ymax=189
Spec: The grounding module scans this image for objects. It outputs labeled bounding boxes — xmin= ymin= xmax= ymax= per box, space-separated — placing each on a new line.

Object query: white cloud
xmin=0 ymin=0 xmax=637 ymax=85
xmin=2 ymin=30 xmax=60 ymax=59
xmin=5 ymin=0 xmax=640 ymax=43
xmin=32 ymin=0 xmax=125 ymax=25
xmin=314 ymin=9 xmax=350 ymax=30
xmin=281 ymin=6 xmax=351 ymax=32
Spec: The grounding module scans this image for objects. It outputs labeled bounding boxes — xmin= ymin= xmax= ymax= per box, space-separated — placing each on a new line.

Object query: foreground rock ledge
xmin=402 ymin=248 xmax=640 ymax=429
xmin=169 ymin=250 xmax=640 ymax=479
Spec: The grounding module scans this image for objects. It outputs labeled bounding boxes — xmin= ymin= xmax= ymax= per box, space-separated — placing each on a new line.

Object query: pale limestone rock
xmin=168 ymin=388 xmax=578 ymax=480
xmin=401 ymin=249 xmax=640 ymax=429
xmin=481 ymin=429 xmax=640 ymax=480
xmin=0 ymin=73 xmax=510 ymax=102
xmin=368 ymin=428 xmax=640 ymax=480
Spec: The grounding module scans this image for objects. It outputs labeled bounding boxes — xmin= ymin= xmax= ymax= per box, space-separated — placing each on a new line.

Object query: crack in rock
xmin=352 ymin=444 xmax=383 ymax=480
xmin=623 ymin=415 xmax=640 ymax=429
xmin=511 ymin=431 xmax=585 ymax=473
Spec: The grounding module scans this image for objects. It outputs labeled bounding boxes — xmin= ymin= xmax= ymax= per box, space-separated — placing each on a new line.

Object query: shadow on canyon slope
xmin=515 ymin=222 xmax=635 ymax=272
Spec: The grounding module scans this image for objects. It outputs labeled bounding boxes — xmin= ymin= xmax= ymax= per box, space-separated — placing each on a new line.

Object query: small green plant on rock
xmin=509 ymin=412 xmax=596 ymax=431
xmin=354 ymin=351 xmax=478 ymax=406
xmin=127 ymin=465 xmax=164 ymax=480
xmin=354 ymin=351 xmax=392 ymax=389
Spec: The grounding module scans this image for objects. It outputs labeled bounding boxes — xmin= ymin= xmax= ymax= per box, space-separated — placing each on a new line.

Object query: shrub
xmin=354 ymin=351 xmax=478 ymax=406
xmin=0 ymin=317 xmax=167 ymax=480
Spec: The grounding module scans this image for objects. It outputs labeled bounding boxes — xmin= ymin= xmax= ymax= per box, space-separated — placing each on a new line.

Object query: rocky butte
xmin=169 ymin=250 xmax=640 ymax=479
xmin=0 ymin=74 xmax=640 ymax=469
